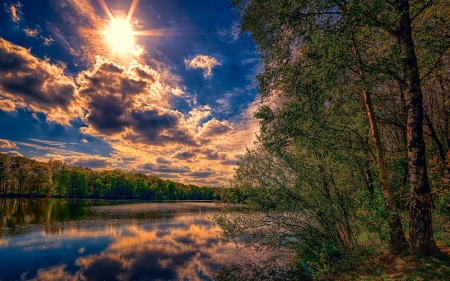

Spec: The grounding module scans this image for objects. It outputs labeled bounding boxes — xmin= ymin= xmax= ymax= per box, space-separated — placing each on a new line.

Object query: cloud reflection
xmin=0 ymin=202 xmax=254 ymax=281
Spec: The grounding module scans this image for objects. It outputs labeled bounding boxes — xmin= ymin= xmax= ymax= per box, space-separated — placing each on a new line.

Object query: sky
xmin=0 ymin=0 xmax=261 ymax=186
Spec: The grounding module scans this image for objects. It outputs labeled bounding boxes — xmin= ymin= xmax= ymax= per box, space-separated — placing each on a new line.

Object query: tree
xmin=0 ymin=153 xmax=11 ymax=194
xmin=231 ymin=0 xmax=446 ymax=255
xmin=10 ymin=156 xmax=33 ymax=194
xmin=28 ymin=162 xmax=51 ymax=195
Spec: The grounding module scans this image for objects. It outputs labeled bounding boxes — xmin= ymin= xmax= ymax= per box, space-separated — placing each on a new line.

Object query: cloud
xmin=184 ymin=55 xmax=221 ymax=77
xmin=18 ymin=212 xmax=261 ymax=281
xmin=46 ymin=24 xmax=80 ymax=57
xmin=217 ymin=21 xmax=240 ymax=43
xmin=0 ymin=29 xmax=258 ymax=186
xmin=199 ymin=118 xmax=232 ymax=138
xmin=41 ymin=36 xmax=54 ymax=46
xmin=126 ymin=108 xmax=197 ymax=146
xmin=141 ymin=163 xmax=190 ymax=174
xmin=10 ymin=140 xmax=118 ymax=170
xmin=71 ymin=158 xmax=111 ymax=168
xmin=23 ymin=27 xmax=39 ymax=37
xmin=29 ymin=265 xmax=83 ymax=281
xmin=188 ymin=170 xmax=215 ymax=178
xmin=76 ymin=58 xmax=232 ymax=149
xmin=172 ymin=149 xmax=196 ymax=160
xmin=0 ymin=39 xmax=81 ymax=124
xmin=5 ymin=2 xmax=22 ymax=22
xmin=199 ymin=148 xmax=226 ymax=161
xmin=0 ymin=139 xmax=17 ymax=149
xmin=50 ymin=0 xmax=149 ymax=64
xmin=6 ymin=151 xmax=22 ymax=157
xmin=28 ymin=138 xmax=68 ymax=148
xmin=220 ymin=160 xmax=238 ymax=165
xmin=76 ymin=58 xmax=171 ymax=136
xmin=156 ymin=157 xmax=172 ymax=164
xmin=241 ymin=58 xmax=259 ymax=65
xmin=0 ymin=99 xmax=15 ymax=112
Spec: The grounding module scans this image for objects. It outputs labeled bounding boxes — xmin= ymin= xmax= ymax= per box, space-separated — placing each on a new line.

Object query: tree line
xmin=214 ymin=0 xmax=450 ymax=279
xmin=0 ymin=153 xmax=216 ymax=200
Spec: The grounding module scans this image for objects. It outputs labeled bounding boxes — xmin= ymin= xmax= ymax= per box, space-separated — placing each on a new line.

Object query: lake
xmin=0 ymin=198 xmax=250 ymax=281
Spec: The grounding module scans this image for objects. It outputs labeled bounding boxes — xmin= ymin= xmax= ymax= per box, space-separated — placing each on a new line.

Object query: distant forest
xmin=0 ymin=153 xmax=217 ymax=200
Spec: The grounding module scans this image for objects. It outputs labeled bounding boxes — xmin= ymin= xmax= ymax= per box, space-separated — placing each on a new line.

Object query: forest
xmin=0 ymin=153 xmax=216 ymax=200
xmin=213 ymin=0 xmax=450 ymax=280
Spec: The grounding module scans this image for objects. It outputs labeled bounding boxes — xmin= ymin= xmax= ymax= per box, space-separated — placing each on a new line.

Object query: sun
xmin=98 ymin=0 xmax=167 ymax=57
xmin=103 ymin=18 xmax=137 ymax=55
xmin=98 ymin=0 xmax=144 ymax=57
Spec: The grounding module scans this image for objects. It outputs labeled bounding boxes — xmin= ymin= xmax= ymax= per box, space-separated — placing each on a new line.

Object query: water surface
xmin=0 ymin=198 xmax=248 ymax=281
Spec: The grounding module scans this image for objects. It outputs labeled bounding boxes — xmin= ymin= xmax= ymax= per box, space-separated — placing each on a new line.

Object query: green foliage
xmin=0 ymin=153 xmax=216 ymax=200
xmin=216 ymin=0 xmax=450 ymax=277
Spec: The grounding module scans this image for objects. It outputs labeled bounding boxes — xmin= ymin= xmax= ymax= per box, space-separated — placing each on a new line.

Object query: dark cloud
xmin=78 ymin=59 xmax=199 ymax=146
xmin=188 ymin=171 xmax=215 ymax=178
xmin=202 ymin=148 xmax=226 ymax=160
xmin=156 ymin=157 xmax=172 ymax=164
xmin=131 ymin=109 xmax=179 ymax=133
xmin=220 ymin=160 xmax=238 ymax=165
xmin=98 ymin=62 xmax=123 ymax=74
xmin=87 ymin=94 xmax=131 ymax=135
xmin=71 ymin=158 xmax=109 ymax=168
xmin=0 ymin=39 xmax=78 ymax=123
xmin=135 ymin=68 xmax=156 ymax=82
xmin=152 ymin=173 xmax=180 ymax=179
xmin=172 ymin=149 xmax=196 ymax=160
xmin=141 ymin=163 xmax=190 ymax=174
xmin=126 ymin=108 xmax=197 ymax=146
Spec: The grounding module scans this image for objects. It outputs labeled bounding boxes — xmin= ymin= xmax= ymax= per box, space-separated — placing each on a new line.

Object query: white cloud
xmin=217 ymin=21 xmax=240 ymax=43
xmin=184 ymin=55 xmax=221 ymax=77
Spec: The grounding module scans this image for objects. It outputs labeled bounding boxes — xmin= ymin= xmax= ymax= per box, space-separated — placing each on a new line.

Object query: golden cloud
xmin=184 ymin=55 xmax=221 ymax=77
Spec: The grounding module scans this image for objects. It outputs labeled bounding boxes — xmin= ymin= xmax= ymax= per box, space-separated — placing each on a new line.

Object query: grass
xmin=341 ymin=244 xmax=450 ymax=281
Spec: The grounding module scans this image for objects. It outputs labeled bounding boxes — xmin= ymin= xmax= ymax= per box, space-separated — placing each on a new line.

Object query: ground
xmin=343 ymin=244 xmax=450 ymax=281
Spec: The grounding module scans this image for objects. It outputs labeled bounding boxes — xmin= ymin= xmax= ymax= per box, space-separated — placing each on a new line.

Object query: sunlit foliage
xmin=0 ymin=153 xmax=216 ymax=200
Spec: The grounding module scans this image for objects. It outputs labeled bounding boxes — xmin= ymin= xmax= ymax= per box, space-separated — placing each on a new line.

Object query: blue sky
xmin=0 ymin=0 xmax=261 ymax=186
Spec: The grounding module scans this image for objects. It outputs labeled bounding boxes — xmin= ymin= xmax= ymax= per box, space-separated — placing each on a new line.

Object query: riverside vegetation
xmin=0 ymin=153 xmax=216 ymax=200
xmin=213 ymin=0 xmax=450 ymax=280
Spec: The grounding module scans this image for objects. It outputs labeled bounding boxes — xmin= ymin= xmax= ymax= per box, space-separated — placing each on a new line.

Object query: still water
xmin=0 ymin=198 xmax=248 ymax=281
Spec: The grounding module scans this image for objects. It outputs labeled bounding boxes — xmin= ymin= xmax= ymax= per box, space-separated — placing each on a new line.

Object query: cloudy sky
xmin=0 ymin=0 xmax=261 ymax=186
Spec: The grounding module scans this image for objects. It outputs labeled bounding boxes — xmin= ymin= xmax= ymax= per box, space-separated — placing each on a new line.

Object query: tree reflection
xmin=0 ymin=200 xmax=251 ymax=281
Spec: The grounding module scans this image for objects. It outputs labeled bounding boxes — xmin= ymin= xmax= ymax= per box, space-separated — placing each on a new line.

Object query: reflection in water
xmin=0 ymin=199 xmax=250 ymax=281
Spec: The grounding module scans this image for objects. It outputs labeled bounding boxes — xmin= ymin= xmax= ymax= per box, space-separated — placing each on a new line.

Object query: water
xmin=0 ymin=198 xmax=248 ymax=281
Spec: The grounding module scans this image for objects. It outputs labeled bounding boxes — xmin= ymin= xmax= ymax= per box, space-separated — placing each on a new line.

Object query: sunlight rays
xmin=96 ymin=0 xmax=173 ymax=57
xmin=126 ymin=0 xmax=140 ymax=22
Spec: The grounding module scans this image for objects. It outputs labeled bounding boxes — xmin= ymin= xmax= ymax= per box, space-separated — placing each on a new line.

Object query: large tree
xmin=231 ymin=0 xmax=448 ymax=254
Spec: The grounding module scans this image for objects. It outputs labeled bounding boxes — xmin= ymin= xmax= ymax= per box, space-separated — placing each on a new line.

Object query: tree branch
xmin=410 ymin=0 xmax=433 ymax=22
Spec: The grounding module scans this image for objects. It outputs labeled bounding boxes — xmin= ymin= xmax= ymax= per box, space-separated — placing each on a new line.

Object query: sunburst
xmin=97 ymin=0 xmax=168 ymax=56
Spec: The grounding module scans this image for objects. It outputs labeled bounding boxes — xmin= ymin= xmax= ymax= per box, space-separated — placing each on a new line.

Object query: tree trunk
xmin=395 ymin=0 xmax=437 ymax=255
xmin=351 ymin=35 xmax=407 ymax=252
xmin=363 ymin=90 xmax=408 ymax=252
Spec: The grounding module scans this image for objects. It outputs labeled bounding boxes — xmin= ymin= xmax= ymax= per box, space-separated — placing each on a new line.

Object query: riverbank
xmin=0 ymin=193 xmax=215 ymax=202
xmin=339 ymin=244 xmax=450 ymax=280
